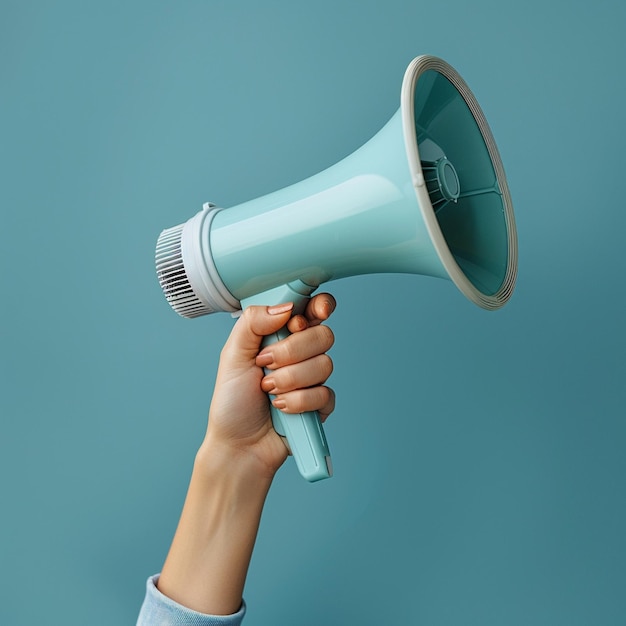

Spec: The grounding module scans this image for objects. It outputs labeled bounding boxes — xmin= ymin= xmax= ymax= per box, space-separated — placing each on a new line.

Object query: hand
xmin=158 ymin=293 xmax=337 ymax=615
xmin=202 ymin=293 xmax=336 ymax=479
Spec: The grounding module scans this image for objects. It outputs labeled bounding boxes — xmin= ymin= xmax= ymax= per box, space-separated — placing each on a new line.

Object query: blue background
xmin=2 ymin=1 xmax=625 ymax=624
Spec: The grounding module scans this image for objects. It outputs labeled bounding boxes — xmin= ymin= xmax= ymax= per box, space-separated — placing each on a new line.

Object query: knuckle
xmin=240 ymin=306 xmax=257 ymax=329
xmin=320 ymin=385 xmax=332 ymax=404
xmin=322 ymin=387 xmax=335 ymax=415
xmin=318 ymin=324 xmax=335 ymax=349
xmin=268 ymin=340 xmax=289 ymax=367
xmin=319 ymin=354 xmax=333 ymax=378
xmin=278 ymin=341 xmax=295 ymax=365
xmin=282 ymin=390 xmax=302 ymax=413
xmin=241 ymin=306 xmax=255 ymax=322
xmin=280 ymin=367 xmax=297 ymax=392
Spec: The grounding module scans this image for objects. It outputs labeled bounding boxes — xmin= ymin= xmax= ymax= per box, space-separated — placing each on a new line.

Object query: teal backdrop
xmin=2 ymin=1 xmax=625 ymax=624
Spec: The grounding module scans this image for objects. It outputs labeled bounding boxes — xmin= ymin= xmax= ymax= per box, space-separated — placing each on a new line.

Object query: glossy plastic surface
xmin=209 ymin=109 xmax=447 ymax=302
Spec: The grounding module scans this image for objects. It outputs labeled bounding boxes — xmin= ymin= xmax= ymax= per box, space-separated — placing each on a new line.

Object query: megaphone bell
xmin=155 ymin=55 xmax=518 ymax=482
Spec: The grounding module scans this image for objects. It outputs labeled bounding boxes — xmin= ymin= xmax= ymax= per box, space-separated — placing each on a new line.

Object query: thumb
xmin=221 ymin=302 xmax=294 ymax=368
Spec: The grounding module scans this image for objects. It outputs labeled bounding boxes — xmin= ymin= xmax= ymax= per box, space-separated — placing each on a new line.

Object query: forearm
xmin=157 ymin=440 xmax=275 ymax=616
xmin=151 ymin=297 xmax=335 ymax=617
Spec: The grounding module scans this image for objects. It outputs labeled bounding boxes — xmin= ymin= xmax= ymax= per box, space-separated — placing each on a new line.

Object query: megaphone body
xmin=156 ymin=56 xmax=518 ymax=482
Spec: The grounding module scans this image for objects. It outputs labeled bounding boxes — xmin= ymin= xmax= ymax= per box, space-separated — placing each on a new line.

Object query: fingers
xmin=317 ymin=387 xmax=336 ymax=422
xmin=220 ymin=303 xmax=295 ymax=368
xmin=261 ymin=354 xmax=333 ymax=395
xmin=242 ymin=293 xmax=337 ymax=422
xmin=227 ymin=293 xmax=336 ymax=361
xmin=286 ymin=314 xmax=308 ymax=334
xmin=286 ymin=293 xmax=336 ymax=333
xmin=305 ymin=293 xmax=336 ymax=325
xmin=271 ymin=386 xmax=335 ymax=421
xmin=255 ymin=324 xmax=334 ymax=370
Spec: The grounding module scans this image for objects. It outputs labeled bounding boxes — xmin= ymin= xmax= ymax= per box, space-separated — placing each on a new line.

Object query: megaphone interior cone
xmin=401 ymin=56 xmax=517 ymax=310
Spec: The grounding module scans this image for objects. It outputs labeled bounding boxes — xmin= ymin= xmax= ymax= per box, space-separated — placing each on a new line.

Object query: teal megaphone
xmin=155 ymin=55 xmax=518 ymax=482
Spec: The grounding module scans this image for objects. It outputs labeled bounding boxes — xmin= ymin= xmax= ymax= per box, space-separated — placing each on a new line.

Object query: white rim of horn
xmin=401 ymin=55 xmax=518 ymax=310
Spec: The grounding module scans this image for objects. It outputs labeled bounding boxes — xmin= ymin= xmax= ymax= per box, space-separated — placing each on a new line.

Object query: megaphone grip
xmin=241 ymin=283 xmax=333 ymax=482
xmin=262 ymin=327 xmax=333 ymax=483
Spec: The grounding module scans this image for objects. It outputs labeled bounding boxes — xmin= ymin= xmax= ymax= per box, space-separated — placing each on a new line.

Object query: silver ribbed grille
xmin=155 ymin=223 xmax=214 ymax=318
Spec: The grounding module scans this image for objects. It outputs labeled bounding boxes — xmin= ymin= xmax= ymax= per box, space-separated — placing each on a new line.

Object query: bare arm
xmin=156 ymin=295 xmax=336 ymax=615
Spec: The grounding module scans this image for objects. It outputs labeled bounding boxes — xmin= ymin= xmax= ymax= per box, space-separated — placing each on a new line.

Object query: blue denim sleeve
xmin=136 ymin=574 xmax=246 ymax=626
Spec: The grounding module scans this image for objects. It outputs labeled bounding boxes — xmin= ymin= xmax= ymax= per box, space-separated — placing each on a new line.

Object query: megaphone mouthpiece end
xmin=155 ymin=222 xmax=215 ymax=318
xmin=155 ymin=207 xmax=240 ymax=318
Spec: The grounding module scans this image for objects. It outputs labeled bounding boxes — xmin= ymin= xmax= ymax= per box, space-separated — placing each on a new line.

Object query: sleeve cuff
xmin=136 ymin=574 xmax=246 ymax=626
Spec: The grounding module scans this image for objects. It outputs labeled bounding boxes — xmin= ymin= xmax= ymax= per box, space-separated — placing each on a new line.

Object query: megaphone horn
xmin=155 ymin=55 xmax=518 ymax=482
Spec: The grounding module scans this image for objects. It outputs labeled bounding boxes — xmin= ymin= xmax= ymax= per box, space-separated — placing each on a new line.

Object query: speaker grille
xmin=155 ymin=223 xmax=214 ymax=318
xmin=421 ymin=157 xmax=461 ymax=213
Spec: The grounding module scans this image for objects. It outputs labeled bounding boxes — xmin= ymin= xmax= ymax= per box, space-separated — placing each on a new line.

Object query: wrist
xmin=194 ymin=436 xmax=278 ymax=490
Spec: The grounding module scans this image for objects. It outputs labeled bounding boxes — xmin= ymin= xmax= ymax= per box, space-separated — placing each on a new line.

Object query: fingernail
xmin=267 ymin=302 xmax=294 ymax=315
xmin=261 ymin=378 xmax=277 ymax=394
xmin=324 ymin=298 xmax=336 ymax=314
xmin=272 ymin=398 xmax=287 ymax=410
xmin=256 ymin=352 xmax=273 ymax=368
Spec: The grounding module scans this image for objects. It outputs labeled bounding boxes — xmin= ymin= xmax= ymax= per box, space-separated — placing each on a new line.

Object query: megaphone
xmin=155 ymin=55 xmax=518 ymax=482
